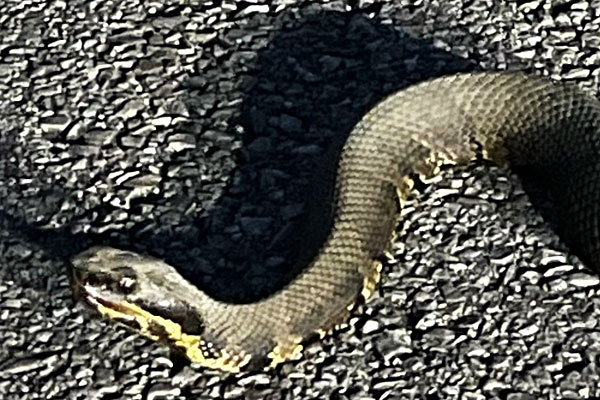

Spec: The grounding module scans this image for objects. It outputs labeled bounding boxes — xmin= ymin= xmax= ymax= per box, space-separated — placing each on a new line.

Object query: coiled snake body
xmin=71 ymin=72 xmax=600 ymax=372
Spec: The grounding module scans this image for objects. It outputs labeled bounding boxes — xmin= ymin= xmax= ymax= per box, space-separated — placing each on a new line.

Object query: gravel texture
xmin=1 ymin=0 xmax=600 ymax=399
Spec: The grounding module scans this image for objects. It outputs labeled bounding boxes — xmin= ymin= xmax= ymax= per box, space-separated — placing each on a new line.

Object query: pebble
xmin=362 ymin=320 xmax=380 ymax=335
xmin=567 ymin=273 xmax=600 ymax=288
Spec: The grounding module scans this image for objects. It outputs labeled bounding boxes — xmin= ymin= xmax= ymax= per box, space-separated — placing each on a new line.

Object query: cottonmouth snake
xmin=70 ymin=72 xmax=600 ymax=372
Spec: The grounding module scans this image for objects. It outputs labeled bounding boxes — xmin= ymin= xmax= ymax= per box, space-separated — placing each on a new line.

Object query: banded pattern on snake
xmin=70 ymin=72 xmax=600 ymax=372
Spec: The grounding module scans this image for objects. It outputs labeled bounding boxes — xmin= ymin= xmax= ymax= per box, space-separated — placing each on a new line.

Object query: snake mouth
xmin=81 ymin=285 xmax=145 ymax=329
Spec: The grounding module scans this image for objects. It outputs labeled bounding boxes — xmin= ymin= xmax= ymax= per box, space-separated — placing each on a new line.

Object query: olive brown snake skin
xmin=70 ymin=71 xmax=600 ymax=372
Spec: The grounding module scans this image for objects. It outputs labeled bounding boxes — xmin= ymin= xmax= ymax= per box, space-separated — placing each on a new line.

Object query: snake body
xmin=71 ymin=72 xmax=600 ymax=372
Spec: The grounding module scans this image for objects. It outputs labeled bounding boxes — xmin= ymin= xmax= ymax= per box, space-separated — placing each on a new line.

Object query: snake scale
xmin=71 ymin=72 xmax=600 ymax=372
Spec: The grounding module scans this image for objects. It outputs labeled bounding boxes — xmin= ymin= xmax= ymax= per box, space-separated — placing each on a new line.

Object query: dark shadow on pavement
xmin=1 ymin=11 xmax=477 ymax=302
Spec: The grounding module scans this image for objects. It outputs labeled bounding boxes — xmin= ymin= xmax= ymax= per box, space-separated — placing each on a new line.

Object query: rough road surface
xmin=1 ymin=1 xmax=600 ymax=399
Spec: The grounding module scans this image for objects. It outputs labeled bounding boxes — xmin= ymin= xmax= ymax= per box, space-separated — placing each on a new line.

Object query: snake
xmin=70 ymin=72 xmax=600 ymax=373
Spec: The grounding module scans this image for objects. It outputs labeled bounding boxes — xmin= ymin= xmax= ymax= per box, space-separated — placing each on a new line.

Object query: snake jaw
xmin=84 ymin=293 xmax=253 ymax=373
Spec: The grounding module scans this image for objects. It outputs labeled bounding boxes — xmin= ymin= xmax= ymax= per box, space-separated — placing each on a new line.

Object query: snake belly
xmin=70 ymin=72 xmax=600 ymax=372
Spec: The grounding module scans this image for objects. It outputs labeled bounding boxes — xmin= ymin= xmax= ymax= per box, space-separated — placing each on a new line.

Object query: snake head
xmin=70 ymin=246 xmax=254 ymax=372
xmin=70 ymin=246 xmax=205 ymax=337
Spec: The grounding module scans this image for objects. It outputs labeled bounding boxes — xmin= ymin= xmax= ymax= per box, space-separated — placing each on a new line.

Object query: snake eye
xmin=118 ymin=275 xmax=137 ymax=293
xmin=112 ymin=266 xmax=138 ymax=294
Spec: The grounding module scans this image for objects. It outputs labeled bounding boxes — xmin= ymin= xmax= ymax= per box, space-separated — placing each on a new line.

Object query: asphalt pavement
xmin=1 ymin=1 xmax=600 ymax=399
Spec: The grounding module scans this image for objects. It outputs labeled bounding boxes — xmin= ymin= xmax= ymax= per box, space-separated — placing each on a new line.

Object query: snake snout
xmin=70 ymin=246 xmax=142 ymax=307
